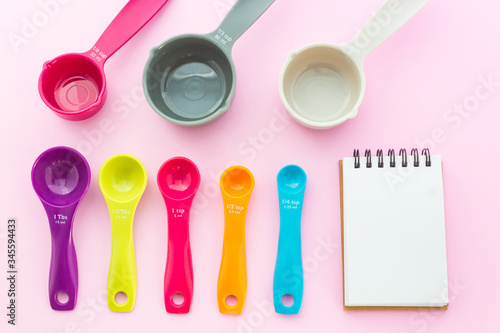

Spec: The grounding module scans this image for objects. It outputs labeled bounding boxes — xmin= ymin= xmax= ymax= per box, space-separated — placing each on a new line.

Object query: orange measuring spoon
xmin=217 ymin=166 xmax=255 ymax=314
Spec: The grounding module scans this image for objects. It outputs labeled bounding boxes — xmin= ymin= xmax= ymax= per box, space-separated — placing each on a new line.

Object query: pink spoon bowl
xmin=38 ymin=0 xmax=169 ymax=121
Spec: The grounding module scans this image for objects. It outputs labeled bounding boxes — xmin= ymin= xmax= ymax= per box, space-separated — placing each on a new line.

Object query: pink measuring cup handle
xmin=85 ymin=0 xmax=169 ymax=65
xmin=163 ymin=199 xmax=194 ymax=313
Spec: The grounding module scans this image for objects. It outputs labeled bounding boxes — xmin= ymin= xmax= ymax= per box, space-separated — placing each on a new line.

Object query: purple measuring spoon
xmin=31 ymin=147 xmax=91 ymax=311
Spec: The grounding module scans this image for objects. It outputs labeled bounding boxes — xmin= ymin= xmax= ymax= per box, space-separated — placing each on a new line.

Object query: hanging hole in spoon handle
xmin=114 ymin=291 xmax=128 ymax=305
xmin=46 ymin=204 xmax=79 ymax=311
xmin=82 ymin=0 xmax=169 ymax=65
xmin=345 ymin=0 xmax=430 ymax=62
xmin=207 ymin=0 xmax=276 ymax=53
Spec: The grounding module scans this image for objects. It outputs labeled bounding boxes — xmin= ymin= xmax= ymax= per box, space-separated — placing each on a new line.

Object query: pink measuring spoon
xmin=38 ymin=0 xmax=169 ymax=121
xmin=157 ymin=157 xmax=200 ymax=313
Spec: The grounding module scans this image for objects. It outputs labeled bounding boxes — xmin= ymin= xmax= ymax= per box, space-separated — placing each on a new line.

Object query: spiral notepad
xmin=340 ymin=149 xmax=449 ymax=310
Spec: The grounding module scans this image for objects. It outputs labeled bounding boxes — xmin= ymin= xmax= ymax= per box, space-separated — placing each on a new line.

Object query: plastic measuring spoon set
xmin=32 ymin=147 xmax=307 ymax=314
xmin=37 ymin=0 xmax=430 ymax=128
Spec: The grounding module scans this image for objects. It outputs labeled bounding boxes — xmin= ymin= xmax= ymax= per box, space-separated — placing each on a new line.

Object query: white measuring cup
xmin=279 ymin=0 xmax=429 ymax=129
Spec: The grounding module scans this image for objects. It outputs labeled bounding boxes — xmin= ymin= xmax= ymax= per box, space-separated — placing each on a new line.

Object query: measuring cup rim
xmin=157 ymin=156 xmax=200 ymax=200
xmin=31 ymin=146 xmax=91 ymax=207
xmin=143 ymin=34 xmax=236 ymax=127
xmin=277 ymin=165 xmax=307 ymax=194
xmin=220 ymin=166 xmax=255 ymax=199
xmin=39 ymin=53 xmax=107 ymax=119
xmin=149 ymin=33 xmax=233 ymax=58
xmin=282 ymin=42 xmax=365 ymax=63
xmin=278 ymin=43 xmax=366 ymax=129
xmin=98 ymin=154 xmax=148 ymax=203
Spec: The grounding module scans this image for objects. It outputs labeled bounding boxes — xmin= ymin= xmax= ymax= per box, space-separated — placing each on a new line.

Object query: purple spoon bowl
xmin=31 ymin=147 xmax=91 ymax=310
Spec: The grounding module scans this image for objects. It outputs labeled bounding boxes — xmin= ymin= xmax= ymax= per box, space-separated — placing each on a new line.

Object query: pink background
xmin=1 ymin=0 xmax=499 ymax=331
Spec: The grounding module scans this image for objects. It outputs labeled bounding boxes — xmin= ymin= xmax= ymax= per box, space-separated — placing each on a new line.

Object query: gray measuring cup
xmin=143 ymin=0 xmax=275 ymax=127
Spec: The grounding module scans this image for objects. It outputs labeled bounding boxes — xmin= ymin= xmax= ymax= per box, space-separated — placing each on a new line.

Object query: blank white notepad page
xmin=342 ymin=155 xmax=448 ymax=307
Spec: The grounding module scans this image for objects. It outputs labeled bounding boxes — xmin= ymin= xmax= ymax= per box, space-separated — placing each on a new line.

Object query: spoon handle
xmin=346 ymin=0 xmax=429 ymax=61
xmin=217 ymin=197 xmax=250 ymax=314
xmin=44 ymin=204 xmax=78 ymax=311
xmin=163 ymin=199 xmax=194 ymax=314
xmin=85 ymin=0 xmax=169 ymax=65
xmin=273 ymin=191 xmax=305 ymax=314
xmin=209 ymin=0 xmax=275 ymax=52
xmin=106 ymin=205 xmax=137 ymax=312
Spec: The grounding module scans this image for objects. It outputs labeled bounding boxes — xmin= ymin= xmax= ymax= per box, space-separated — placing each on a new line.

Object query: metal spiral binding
xmin=388 ymin=149 xmax=395 ymax=167
xmin=411 ymin=148 xmax=419 ymax=167
xmin=365 ymin=149 xmax=372 ymax=168
xmin=352 ymin=149 xmax=432 ymax=168
xmin=353 ymin=149 xmax=360 ymax=168
xmin=422 ymin=148 xmax=431 ymax=166
xmin=399 ymin=149 xmax=408 ymax=167
xmin=376 ymin=149 xmax=384 ymax=168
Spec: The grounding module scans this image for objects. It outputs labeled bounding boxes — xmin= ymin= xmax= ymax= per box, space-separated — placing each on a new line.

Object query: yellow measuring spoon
xmin=217 ymin=166 xmax=255 ymax=314
xmin=98 ymin=154 xmax=147 ymax=312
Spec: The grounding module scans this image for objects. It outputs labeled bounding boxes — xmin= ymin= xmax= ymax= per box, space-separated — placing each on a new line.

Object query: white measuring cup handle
xmin=209 ymin=0 xmax=275 ymax=52
xmin=346 ymin=0 xmax=429 ymax=61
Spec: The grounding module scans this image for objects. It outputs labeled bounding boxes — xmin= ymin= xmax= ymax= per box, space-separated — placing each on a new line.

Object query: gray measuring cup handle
xmin=207 ymin=0 xmax=275 ymax=52
xmin=345 ymin=0 xmax=429 ymax=62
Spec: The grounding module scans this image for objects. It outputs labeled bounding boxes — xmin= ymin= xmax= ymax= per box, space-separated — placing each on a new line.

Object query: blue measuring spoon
xmin=273 ymin=165 xmax=307 ymax=314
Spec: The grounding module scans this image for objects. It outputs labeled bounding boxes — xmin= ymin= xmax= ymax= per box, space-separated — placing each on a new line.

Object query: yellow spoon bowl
xmin=98 ymin=154 xmax=147 ymax=312
xmin=217 ymin=166 xmax=255 ymax=314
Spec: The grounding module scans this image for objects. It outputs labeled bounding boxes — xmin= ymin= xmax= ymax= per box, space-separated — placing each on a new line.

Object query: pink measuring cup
xmin=38 ymin=0 xmax=168 ymax=121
